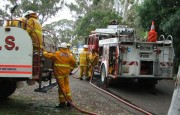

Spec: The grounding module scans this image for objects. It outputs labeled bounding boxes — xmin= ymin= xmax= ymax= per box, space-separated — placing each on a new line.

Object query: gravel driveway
xmin=0 ymin=75 xmax=134 ymax=115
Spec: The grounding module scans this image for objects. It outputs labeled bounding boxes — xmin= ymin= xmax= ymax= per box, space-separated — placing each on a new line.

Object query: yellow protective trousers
xmin=88 ymin=53 xmax=99 ymax=78
xmin=57 ymin=75 xmax=72 ymax=103
xmin=88 ymin=66 xmax=94 ymax=78
xmin=80 ymin=66 xmax=89 ymax=77
xmin=43 ymin=48 xmax=76 ymax=103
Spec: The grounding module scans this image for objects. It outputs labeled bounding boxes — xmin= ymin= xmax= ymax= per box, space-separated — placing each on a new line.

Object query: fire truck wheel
xmin=0 ymin=80 xmax=16 ymax=99
xmin=100 ymin=65 xmax=109 ymax=88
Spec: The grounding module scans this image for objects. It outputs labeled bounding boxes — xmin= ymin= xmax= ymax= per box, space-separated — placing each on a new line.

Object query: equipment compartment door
xmin=140 ymin=61 xmax=153 ymax=75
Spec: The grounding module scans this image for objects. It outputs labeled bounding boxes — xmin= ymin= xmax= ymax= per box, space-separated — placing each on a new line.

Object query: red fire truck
xmin=87 ymin=21 xmax=174 ymax=87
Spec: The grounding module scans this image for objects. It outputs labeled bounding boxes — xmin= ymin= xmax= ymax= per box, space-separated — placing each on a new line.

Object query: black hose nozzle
xmin=10 ymin=4 xmax=18 ymax=13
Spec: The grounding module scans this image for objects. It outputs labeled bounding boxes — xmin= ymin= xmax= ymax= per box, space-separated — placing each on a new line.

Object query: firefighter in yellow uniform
xmin=43 ymin=42 xmax=76 ymax=108
xmin=24 ymin=10 xmax=43 ymax=79
xmin=79 ymin=45 xmax=90 ymax=80
xmin=67 ymin=43 xmax=76 ymax=74
xmin=24 ymin=10 xmax=43 ymax=50
xmin=88 ymin=48 xmax=99 ymax=80
xmin=17 ymin=17 xmax=27 ymax=30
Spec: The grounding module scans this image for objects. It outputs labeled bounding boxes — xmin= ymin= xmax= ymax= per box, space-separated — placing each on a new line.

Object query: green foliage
xmin=137 ymin=0 xmax=179 ymax=34
xmin=137 ymin=0 xmax=180 ymax=72
xmin=137 ymin=0 xmax=161 ymax=32
xmin=21 ymin=0 xmax=64 ymax=24
xmin=161 ymin=9 xmax=180 ymax=58
xmin=75 ymin=10 xmax=122 ymax=38
xmin=1 ymin=0 xmax=64 ymax=24
xmin=67 ymin=0 xmax=115 ymax=19
xmin=66 ymin=0 xmax=121 ymax=44
xmin=44 ymin=19 xmax=75 ymax=43
xmin=93 ymin=0 xmax=101 ymax=5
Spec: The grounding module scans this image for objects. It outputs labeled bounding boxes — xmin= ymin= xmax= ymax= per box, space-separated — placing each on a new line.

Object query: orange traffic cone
xmin=150 ymin=21 xmax=155 ymax=32
xmin=147 ymin=21 xmax=157 ymax=42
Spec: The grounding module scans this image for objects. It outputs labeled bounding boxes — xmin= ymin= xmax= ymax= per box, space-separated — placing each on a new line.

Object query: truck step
xmin=34 ymin=82 xmax=57 ymax=93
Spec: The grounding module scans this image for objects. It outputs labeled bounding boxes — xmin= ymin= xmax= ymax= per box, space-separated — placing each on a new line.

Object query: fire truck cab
xmin=87 ymin=21 xmax=174 ymax=87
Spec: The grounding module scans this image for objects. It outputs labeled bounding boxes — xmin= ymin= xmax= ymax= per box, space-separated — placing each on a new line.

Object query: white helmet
xmin=23 ymin=10 xmax=36 ymax=17
xmin=67 ymin=43 xmax=71 ymax=47
xmin=60 ymin=42 xmax=67 ymax=48
xmin=83 ymin=45 xmax=88 ymax=48
xmin=57 ymin=44 xmax=61 ymax=48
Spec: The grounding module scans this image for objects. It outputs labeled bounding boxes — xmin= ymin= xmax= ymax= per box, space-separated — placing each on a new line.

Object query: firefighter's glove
xmin=43 ymin=51 xmax=48 ymax=55
xmin=75 ymin=63 xmax=78 ymax=68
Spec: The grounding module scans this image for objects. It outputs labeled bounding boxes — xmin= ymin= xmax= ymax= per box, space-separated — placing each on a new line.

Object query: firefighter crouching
xmin=79 ymin=45 xmax=90 ymax=80
xmin=43 ymin=42 xmax=76 ymax=108
xmin=87 ymin=48 xmax=99 ymax=80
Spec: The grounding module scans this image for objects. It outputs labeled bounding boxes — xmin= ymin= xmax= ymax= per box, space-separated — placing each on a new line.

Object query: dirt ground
xmin=0 ymin=76 xmax=134 ymax=115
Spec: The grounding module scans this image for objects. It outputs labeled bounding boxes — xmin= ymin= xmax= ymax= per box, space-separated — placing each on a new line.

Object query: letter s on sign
xmin=5 ymin=36 xmax=15 ymax=50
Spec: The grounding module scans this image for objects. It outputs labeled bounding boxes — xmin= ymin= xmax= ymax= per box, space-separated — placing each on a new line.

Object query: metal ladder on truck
xmin=159 ymin=35 xmax=174 ymax=76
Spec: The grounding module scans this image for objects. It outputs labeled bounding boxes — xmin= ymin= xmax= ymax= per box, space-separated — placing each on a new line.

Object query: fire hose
xmin=53 ymin=71 xmax=98 ymax=115
xmin=71 ymin=60 xmax=153 ymax=115
xmin=89 ymin=77 xmax=153 ymax=115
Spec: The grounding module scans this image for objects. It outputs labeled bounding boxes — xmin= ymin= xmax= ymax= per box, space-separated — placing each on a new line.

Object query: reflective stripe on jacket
xmin=43 ymin=48 xmax=76 ymax=75
xmin=55 ymin=64 xmax=70 ymax=68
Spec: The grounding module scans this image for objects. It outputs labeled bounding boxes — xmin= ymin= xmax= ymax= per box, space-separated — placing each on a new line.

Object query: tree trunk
xmin=122 ymin=0 xmax=129 ymax=22
xmin=168 ymin=65 xmax=180 ymax=115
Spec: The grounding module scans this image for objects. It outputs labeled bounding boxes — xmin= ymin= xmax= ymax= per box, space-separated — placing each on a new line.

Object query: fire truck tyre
xmin=0 ymin=80 xmax=16 ymax=99
xmin=100 ymin=65 xmax=109 ymax=88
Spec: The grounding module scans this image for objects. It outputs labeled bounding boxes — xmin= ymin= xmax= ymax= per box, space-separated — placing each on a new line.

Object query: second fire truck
xmin=87 ymin=21 xmax=174 ymax=87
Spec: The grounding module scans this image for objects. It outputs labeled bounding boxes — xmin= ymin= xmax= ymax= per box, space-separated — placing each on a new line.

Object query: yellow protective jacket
xmin=26 ymin=14 xmax=43 ymax=49
xmin=67 ymin=49 xmax=78 ymax=68
xmin=89 ymin=52 xmax=99 ymax=67
xmin=43 ymin=48 xmax=76 ymax=76
xmin=79 ymin=48 xmax=90 ymax=66
xmin=18 ymin=18 xmax=27 ymax=29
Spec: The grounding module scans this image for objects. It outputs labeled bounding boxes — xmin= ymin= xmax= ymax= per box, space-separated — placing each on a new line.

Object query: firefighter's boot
xmin=85 ymin=77 xmax=90 ymax=81
xmin=56 ymin=102 xmax=66 ymax=108
xmin=67 ymin=100 xmax=72 ymax=108
xmin=79 ymin=77 xmax=83 ymax=80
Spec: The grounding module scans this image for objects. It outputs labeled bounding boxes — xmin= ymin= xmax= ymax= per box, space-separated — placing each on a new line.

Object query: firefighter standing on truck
xmin=43 ymin=42 xmax=76 ymax=108
xmin=23 ymin=10 xmax=43 ymax=49
xmin=24 ymin=10 xmax=43 ymax=80
xmin=87 ymin=48 xmax=99 ymax=80
xmin=79 ymin=45 xmax=90 ymax=80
